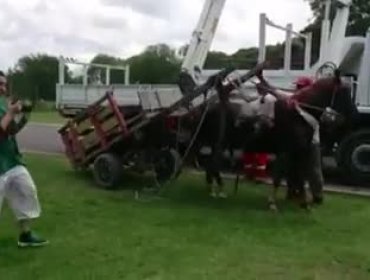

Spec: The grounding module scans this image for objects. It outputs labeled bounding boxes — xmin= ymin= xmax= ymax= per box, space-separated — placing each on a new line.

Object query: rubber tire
xmin=153 ymin=149 xmax=182 ymax=185
xmin=93 ymin=153 xmax=122 ymax=189
xmin=336 ymin=129 xmax=370 ymax=185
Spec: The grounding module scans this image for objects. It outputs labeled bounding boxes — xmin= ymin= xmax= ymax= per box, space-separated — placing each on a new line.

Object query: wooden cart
xmin=58 ymin=67 xmax=243 ymax=188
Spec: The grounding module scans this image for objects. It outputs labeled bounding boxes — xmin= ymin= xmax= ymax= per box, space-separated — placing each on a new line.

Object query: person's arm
xmin=0 ymin=111 xmax=15 ymax=133
xmin=256 ymin=73 xmax=273 ymax=90
xmin=255 ymin=66 xmax=294 ymax=100
xmin=0 ymin=100 xmax=22 ymax=136
xmin=7 ymin=113 xmax=29 ymax=135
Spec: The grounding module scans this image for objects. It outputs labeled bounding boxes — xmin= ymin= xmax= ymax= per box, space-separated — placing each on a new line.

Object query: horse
xmin=180 ymin=70 xmax=358 ymax=210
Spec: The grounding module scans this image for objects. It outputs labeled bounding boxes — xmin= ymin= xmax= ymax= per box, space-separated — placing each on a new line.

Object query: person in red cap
xmin=255 ymin=73 xmax=324 ymax=205
xmin=294 ymin=76 xmax=314 ymax=91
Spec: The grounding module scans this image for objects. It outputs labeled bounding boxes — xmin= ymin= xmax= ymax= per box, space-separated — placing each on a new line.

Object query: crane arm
xmin=181 ymin=0 xmax=227 ymax=83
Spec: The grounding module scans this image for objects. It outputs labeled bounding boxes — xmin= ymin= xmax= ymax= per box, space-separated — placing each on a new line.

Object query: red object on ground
xmin=242 ymin=152 xmax=269 ymax=179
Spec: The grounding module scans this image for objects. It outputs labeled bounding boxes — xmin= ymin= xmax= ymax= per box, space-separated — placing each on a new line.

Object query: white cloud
xmin=0 ymin=0 xmax=313 ymax=70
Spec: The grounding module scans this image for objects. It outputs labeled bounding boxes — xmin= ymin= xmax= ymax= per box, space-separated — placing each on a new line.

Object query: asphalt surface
xmin=18 ymin=123 xmax=65 ymax=155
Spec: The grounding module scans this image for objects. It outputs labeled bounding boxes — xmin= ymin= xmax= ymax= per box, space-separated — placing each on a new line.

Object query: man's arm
xmin=7 ymin=113 xmax=29 ymax=135
xmin=0 ymin=100 xmax=22 ymax=137
xmin=255 ymin=66 xmax=295 ymax=100
xmin=0 ymin=111 xmax=16 ymax=134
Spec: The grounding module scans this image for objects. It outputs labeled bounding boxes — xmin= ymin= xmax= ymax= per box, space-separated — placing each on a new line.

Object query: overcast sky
xmin=0 ymin=0 xmax=314 ymax=70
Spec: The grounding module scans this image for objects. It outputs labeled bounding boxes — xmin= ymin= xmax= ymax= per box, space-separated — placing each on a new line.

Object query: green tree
xmin=7 ymin=54 xmax=69 ymax=102
xmin=128 ymin=43 xmax=181 ymax=84
xmin=302 ymin=0 xmax=370 ymax=65
xmin=306 ymin=0 xmax=370 ymax=36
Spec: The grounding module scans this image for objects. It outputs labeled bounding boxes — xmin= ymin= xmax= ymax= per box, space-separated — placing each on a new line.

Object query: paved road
xmin=18 ymin=123 xmax=64 ymax=155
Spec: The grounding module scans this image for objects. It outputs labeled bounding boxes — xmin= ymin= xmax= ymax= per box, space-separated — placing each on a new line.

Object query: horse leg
xmin=234 ymin=172 xmax=240 ymax=196
xmin=268 ymin=156 xmax=283 ymax=211
xmin=286 ymin=177 xmax=296 ymax=201
xmin=205 ymin=166 xmax=216 ymax=197
xmin=268 ymin=179 xmax=279 ymax=212
xmin=216 ymin=171 xmax=227 ymax=198
xmin=297 ymin=183 xmax=311 ymax=211
xmin=295 ymin=159 xmax=311 ymax=211
xmin=307 ymin=143 xmax=324 ymax=205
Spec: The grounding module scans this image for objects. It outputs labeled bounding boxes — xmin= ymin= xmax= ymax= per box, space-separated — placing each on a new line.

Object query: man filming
xmin=0 ymin=71 xmax=49 ymax=247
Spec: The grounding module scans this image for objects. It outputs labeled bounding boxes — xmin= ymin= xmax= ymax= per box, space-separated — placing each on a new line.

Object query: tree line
xmin=5 ymin=0 xmax=369 ymax=102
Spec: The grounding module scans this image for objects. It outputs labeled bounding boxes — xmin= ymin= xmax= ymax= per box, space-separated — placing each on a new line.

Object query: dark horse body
xmin=179 ymin=73 xmax=358 ymax=208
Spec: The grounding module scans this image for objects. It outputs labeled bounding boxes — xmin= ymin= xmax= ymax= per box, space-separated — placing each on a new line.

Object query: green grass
xmin=29 ymin=110 xmax=66 ymax=125
xmin=1 ymin=154 xmax=370 ymax=279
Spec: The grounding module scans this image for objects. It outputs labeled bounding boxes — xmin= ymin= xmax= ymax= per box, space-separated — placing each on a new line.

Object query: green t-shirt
xmin=0 ymin=96 xmax=24 ymax=175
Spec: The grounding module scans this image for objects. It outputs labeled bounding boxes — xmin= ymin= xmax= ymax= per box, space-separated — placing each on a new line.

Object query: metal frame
xmin=356 ymin=28 xmax=370 ymax=106
xmin=258 ymin=13 xmax=312 ymax=71
xmin=58 ymin=56 xmax=130 ymax=86
xmin=180 ymin=0 xmax=227 ymax=82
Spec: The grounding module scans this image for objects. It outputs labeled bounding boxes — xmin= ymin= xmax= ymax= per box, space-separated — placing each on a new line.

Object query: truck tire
xmin=153 ymin=149 xmax=182 ymax=185
xmin=336 ymin=129 xmax=370 ymax=185
xmin=93 ymin=153 xmax=122 ymax=189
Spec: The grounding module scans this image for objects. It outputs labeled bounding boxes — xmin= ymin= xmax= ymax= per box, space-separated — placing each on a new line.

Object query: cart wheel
xmin=93 ymin=153 xmax=122 ymax=189
xmin=153 ymin=149 xmax=182 ymax=185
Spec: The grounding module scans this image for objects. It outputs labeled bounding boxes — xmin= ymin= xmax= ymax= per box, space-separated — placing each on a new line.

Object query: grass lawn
xmin=1 ymin=154 xmax=370 ymax=279
xmin=29 ymin=111 xmax=66 ymax=125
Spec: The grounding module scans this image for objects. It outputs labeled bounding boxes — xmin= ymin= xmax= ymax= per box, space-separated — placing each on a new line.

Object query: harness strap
xmin=294 ymin=104 xmax=320 ymax=144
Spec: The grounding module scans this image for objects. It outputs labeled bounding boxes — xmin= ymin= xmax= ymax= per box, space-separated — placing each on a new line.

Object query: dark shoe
xmin=18 ymin=231 xmax=49 ymax=248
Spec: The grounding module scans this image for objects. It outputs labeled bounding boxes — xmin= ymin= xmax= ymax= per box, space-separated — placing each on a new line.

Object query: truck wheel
xmin=337 ymin=130 xmax=370 ymax=185
xmin=93 ymin=153 xmax=122 ymax=189
xmin=153 ymin=149 xmax=182 ymax=185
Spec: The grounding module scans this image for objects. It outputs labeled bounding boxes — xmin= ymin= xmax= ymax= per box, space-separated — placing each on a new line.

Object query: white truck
xmin=55 ymin=0 xmax=370 ymax=184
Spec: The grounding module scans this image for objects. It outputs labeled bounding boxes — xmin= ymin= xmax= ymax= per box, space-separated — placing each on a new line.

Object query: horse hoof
xmin=210 ymin=192 xmax=217 ymax=198
xmin=218 ymin=192 xmax=228 ymax=199
xmin=268 ymin=202 xmax=278 ymax=212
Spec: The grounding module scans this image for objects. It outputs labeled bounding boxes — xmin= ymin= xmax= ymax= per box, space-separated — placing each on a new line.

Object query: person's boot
xmin=18 ymin=231 xmax=49 ymax=248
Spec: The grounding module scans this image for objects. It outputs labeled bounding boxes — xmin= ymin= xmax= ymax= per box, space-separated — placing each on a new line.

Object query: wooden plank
xmin=68 ymin=123 xmax=86 ymax=163
xmin=75 ymin=118 xmax=94 ymax=135
xmin=106 ymin=93 xmax=128 ymax=135
xmin=81 ymin=126 xmax=124 ymax=166
xmin=72 ymin=107 xmax=114 ymax=136
xmin=126 ymin=112 xmax=146 ymax=126
xmin=79 ymin=131 xmax=100 ymax=151
xmin=96 ymin=107 xmax=114 ymax=122
xmin=101 ymin=116 xmax=120 ymax=132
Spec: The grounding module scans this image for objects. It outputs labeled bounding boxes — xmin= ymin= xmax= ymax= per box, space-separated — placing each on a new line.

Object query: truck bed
xmin=56 ymin=70 xmax=313 ymax=117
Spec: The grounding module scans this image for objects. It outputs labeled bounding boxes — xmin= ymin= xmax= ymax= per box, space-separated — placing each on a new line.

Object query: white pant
xmin=0 ymin=165 xmax=41 ymax=220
